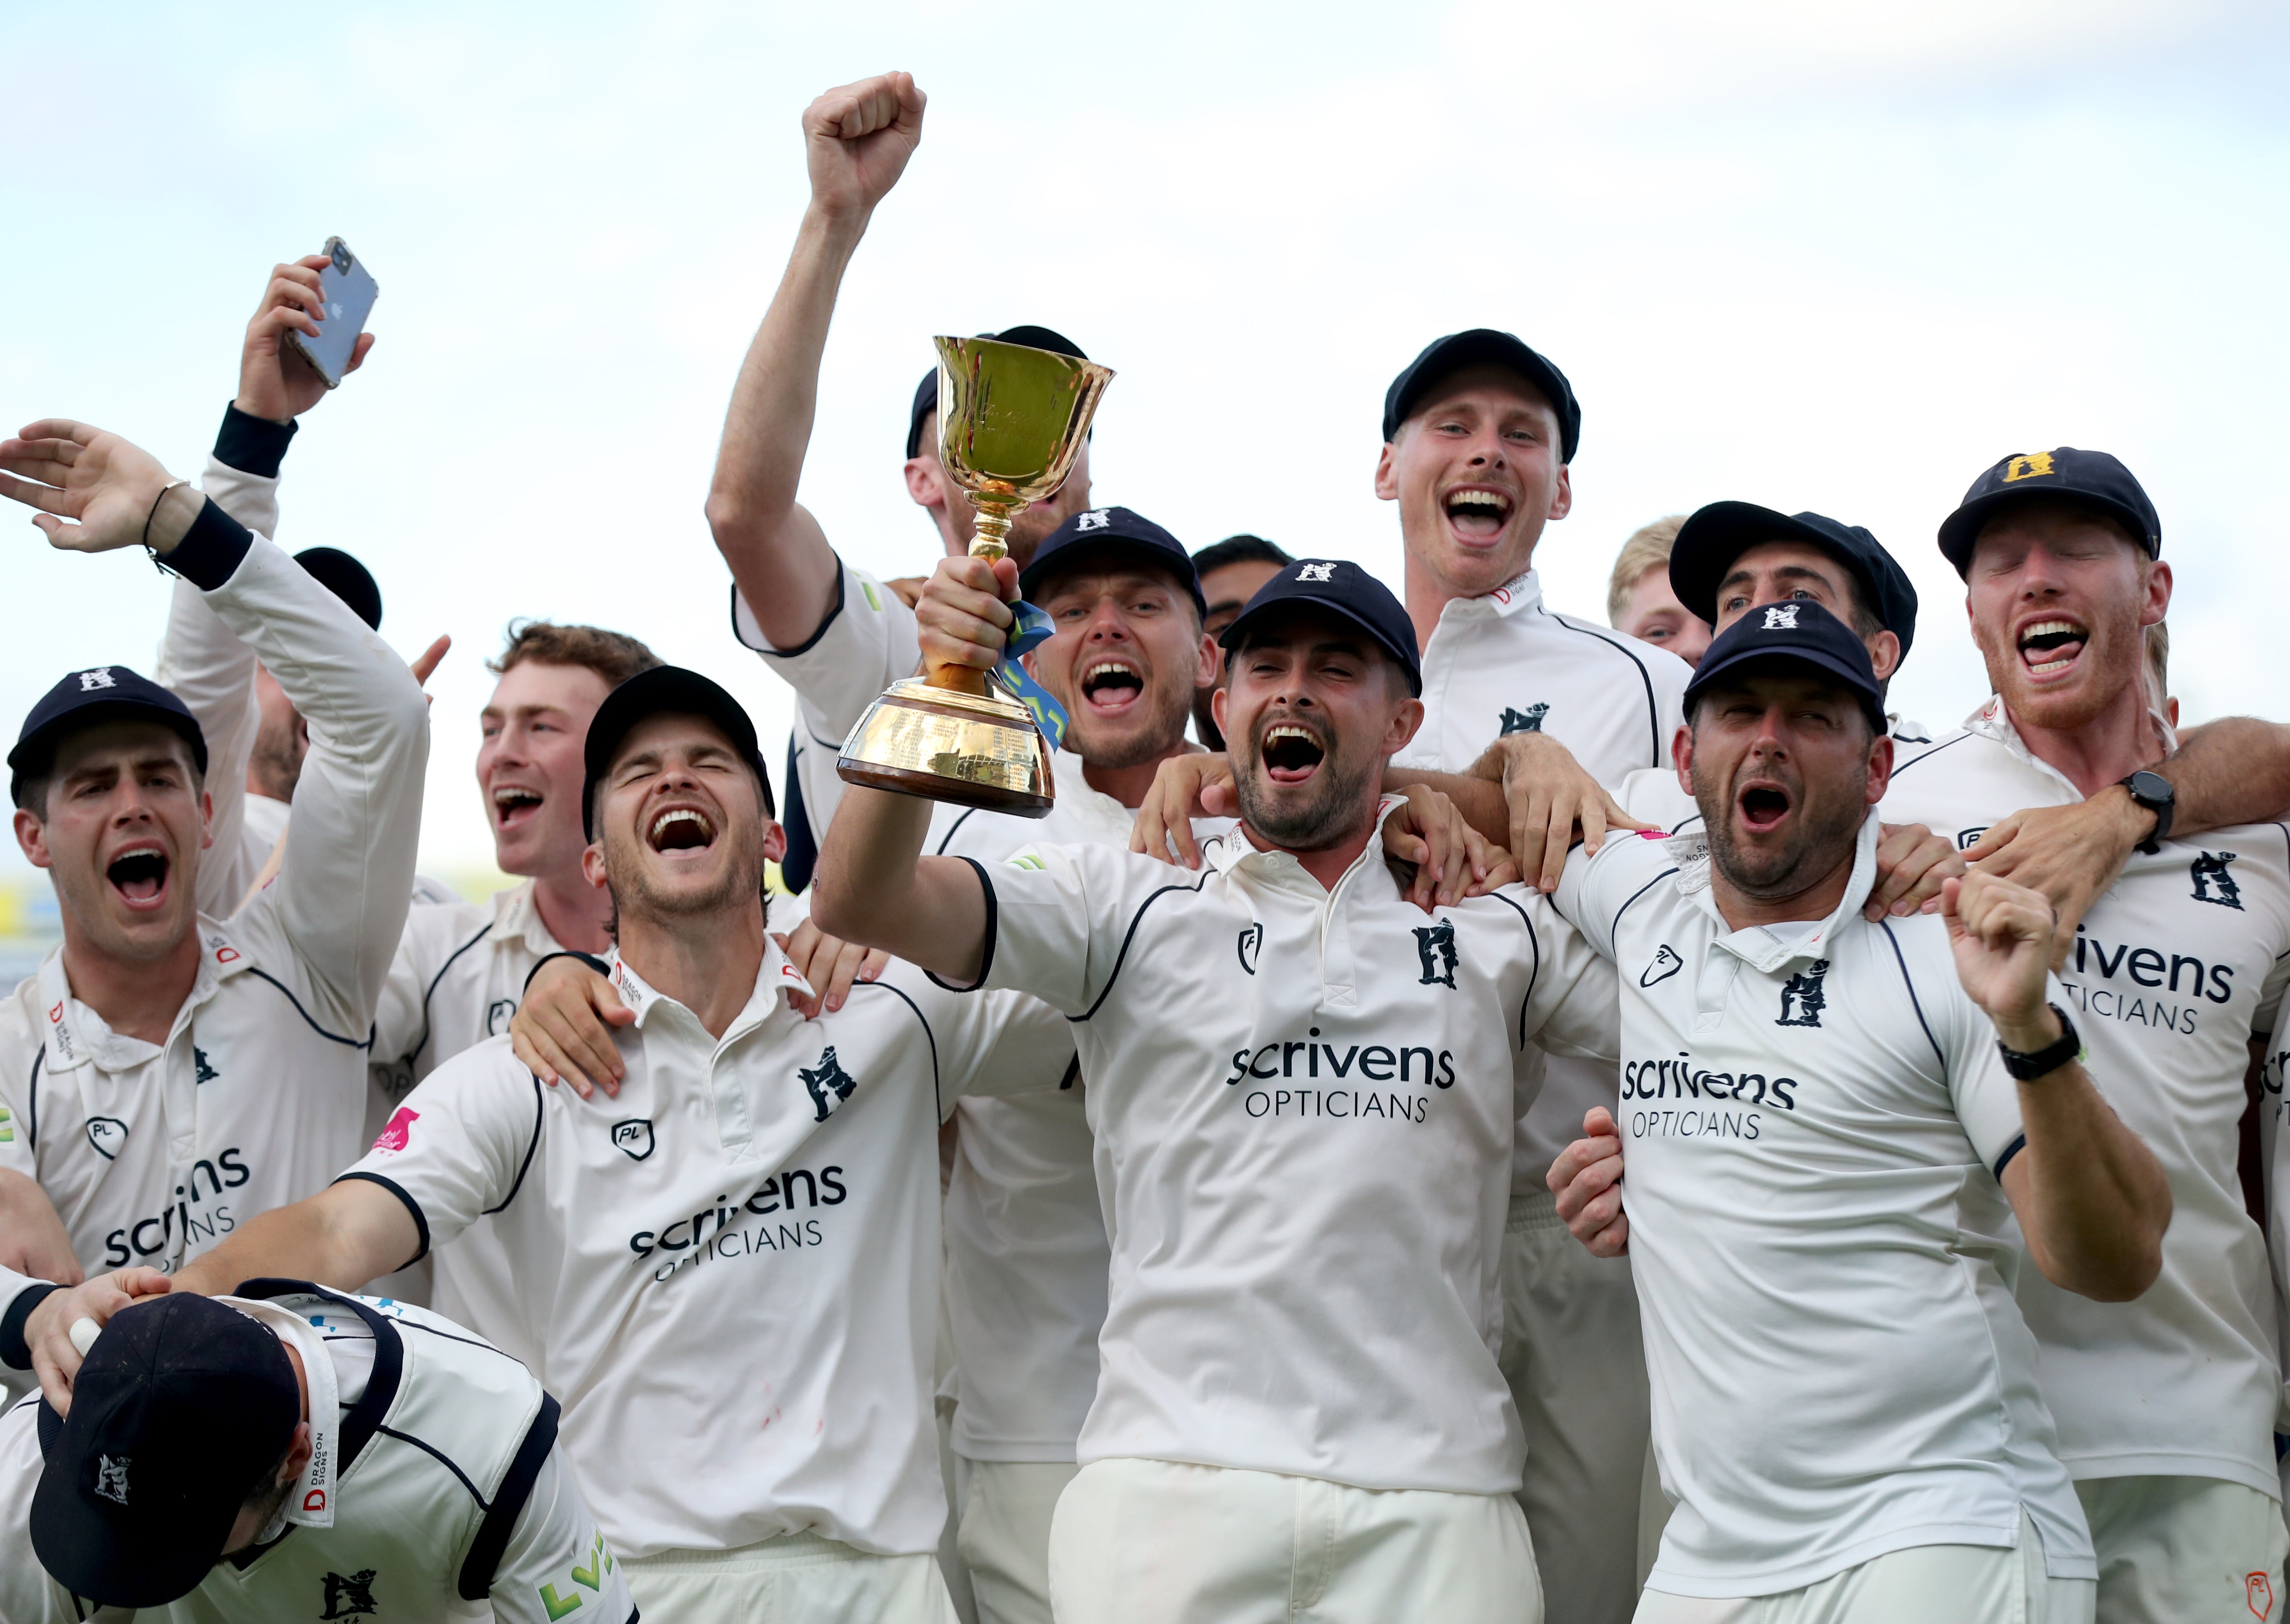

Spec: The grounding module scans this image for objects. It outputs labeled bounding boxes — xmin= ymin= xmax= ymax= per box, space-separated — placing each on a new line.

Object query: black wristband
xmin=1998 ymin=1002 xmax=2084 ymax=1081
xmin=0 ymin=1281 xmax=60 ymax=1370
xmin=521 ymin=950 xmax=612 ymax=996
xmin=213 ymin=402 xmax=298 ymax=478
xmin=167 ymin=497 xmax=255 ymax=590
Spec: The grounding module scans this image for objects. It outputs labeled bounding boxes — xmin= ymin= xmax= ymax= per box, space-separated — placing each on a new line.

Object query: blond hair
xmin=1607 ymin=516 xmax=1687 ymax=626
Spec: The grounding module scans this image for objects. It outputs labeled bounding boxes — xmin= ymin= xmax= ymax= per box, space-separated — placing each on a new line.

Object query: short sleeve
xmin=1941 ymin=974 xmax=2043 ymax=1179
xmin=479 ymin=1445 xmax=638 ymax=1624
xmin=1512 ymin=895 xmax=1622 ymax=1066
xmin=958 ymin=842 xmax=1143 ymax=1015
xmin=732 ymin=560 xmax=922 ymax=744
xmin=1615 ymin=766 xmax=1702 ymax=833
xmin=1551 ymin=830 xmax=1682 ymax=962
xmin=938 ymin=990 xmax=1077 ymax=1116
xmin=337 ymin=1040 xmax=541 ymax=1263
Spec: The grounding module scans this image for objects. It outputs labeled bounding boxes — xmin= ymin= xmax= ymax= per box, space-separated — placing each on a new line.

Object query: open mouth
xmin=1737 ymin=784 xmax=1792 ymax=834
xmin=647 ymin=807 xmax=717 ymax=854
xmin=1079 ymin=659 xmax=1144 ymax=715
xmin=492 ymin=786 xmax=544 ymax=830
xmin=106 ymin=845 xmax=170 ymax=905
xmin=1442 ymin=486 xmax=1512 ymax=541
xmin=1259 ymin=723 xmax=1326 ymax=784
xmin=2016 ymin=617 xmax=2089 ymax=679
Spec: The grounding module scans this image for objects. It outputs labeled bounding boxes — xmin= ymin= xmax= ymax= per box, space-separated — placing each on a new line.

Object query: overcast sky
xmin=2 ymin=0 xmax=2285 ymax=884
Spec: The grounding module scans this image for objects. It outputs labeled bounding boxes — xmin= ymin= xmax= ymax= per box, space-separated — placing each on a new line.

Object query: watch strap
xmin=1998 ymin=1002 xmax=2084 ymax=1081
xmin=2119 ymin=771 xmax=2173 ymax=855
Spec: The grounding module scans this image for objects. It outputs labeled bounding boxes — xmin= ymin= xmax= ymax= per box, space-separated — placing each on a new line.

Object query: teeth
xmin=2017 ymin=619 xmax=2086 ymax=647
xmin=1447 ymin=491 xmax=1508 ymax=511
xmin=650 ymin=808 xmax=710 ymax=842
xmin=1085 ymin=662 xmax=1137 ymax=681
xmin=493 ymin=788 xmax=541 ymax=806
xmin=1267 ymin=725 xmax=1315 ymax=743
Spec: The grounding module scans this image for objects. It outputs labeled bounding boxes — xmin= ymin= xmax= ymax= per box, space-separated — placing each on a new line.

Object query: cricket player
xmin=97 ymin=666 xmax=1077 ymax=1623
xmin=0 ymin=1285 xmax=632 ymax=1623
xmin=0 ymin=418 xmax=427 ymax=1284
xmin=1879 ymin=448 xmax=2290 ymax=1618
xmin=1547 ymin=599 xmax=2171 ymax=1622
xmin=813 ymin=556 xmax=1620 ymax=1621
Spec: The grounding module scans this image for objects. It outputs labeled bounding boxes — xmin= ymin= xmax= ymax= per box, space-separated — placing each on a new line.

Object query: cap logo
xmin=94 ymin=1453 xmax=130 ymax=1506
xmin=1761 ymin=604 xmax=1800 ymax=629
xmin=1297 ymin=562 xmax=1337 ymax=583
xmin=2001 ymin=452 xmax=2056 ymax=483
xmin=77 ymin=668 xmax=117 ymax=692
xmin=1074 ymin=509 xmax=1112 ymax=532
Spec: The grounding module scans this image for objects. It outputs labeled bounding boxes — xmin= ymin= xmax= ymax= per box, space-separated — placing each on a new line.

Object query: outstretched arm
xmin=706 ymin=72 xmax=926 ymax=650
xmin=1967 ymin=717 xmax=2290 ymax=963
xmin=172 ymin=1178 xmax=418 ymax=1300
xmin=812 ymin=783 xmax=989 ymax=986
xmin=1946 ymin=872 xmax=2171 ymax=1300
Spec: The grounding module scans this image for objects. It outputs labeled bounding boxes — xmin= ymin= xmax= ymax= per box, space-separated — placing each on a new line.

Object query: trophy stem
xmin=969 ymin=502 xmax=1015 ymax=561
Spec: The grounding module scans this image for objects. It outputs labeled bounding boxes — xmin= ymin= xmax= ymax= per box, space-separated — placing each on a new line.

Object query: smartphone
xmin=282 ymin=237 xmax=379 ymax=390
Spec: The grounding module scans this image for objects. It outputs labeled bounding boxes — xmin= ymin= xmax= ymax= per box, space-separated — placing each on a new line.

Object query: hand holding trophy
xmin=837 ymin=335 xmax=1114 ymax=816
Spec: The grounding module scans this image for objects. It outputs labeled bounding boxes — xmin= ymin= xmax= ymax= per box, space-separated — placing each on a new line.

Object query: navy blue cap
xmin=1382 ymin=330 xmax=1582 ymax=463
xmin=583 ymin=664 xmax=774 ymax=839
xmin=1019 ymin=507 xmax=1205 ymax=617
xmin=32 ymin=1294 xmax=300 ymax=1608
xmin=292 ymin=546 xmax=382 ymax=632
xmin=10 ymin=666 xmax=209 ymax=807
xmin=1218 ymin=558 xmax=1422 ymax=697
xmin=1684 ymin=599 xmax=1885 ymax=731
xmin=907 ymin=325 xmax=1090 ymax=461
xmin=1670 ymin=503 xmax=1919 ymax=657
xmin=1936 ymin=448 xmax=2160 ymax=577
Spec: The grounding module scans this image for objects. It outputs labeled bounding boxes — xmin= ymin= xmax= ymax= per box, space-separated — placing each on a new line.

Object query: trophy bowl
xmin=837 ymin=336 xmax=1114 ymax=816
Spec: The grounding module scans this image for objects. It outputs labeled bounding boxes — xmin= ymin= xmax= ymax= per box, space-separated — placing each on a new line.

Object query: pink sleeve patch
xmin=373 ymin=1107 xmax=419 ymax=1154
xmin=1638 ymin=829 xmax=1668 ymax=840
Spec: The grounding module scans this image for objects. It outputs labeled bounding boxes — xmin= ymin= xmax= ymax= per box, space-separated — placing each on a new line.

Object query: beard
xmin=1059 ymin=674 xmax=1194 ymax=771
xmin=602 ymin=818 xmax=768 ymax=930
xmin=1693 ymin=758 xmax=1868 ymax=901
xmin=1232 ymin=732 xmax=1382 ymax=852
xmin=1981 ymin=597 xmax=2146 ymax=734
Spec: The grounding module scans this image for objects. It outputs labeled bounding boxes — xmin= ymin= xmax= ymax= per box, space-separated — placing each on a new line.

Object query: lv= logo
xmin=540 ymin=1532 xmax=616 ymax=1620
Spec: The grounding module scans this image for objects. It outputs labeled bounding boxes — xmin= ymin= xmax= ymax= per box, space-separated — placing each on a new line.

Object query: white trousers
xmin=1048 ymin=1457 xmax=1543 ymax=1624
xmin=954 ymin=1457 xmax=1077 ymax=1624
xmin=2078 ymin=1475 xmax=2290 ymax=1624
xmin=621 ymin=1531 xmax=957 ymax=1623
xmin=1634 ymin=1514 xmax=2093 ymax=1624
xmin=1502 ymin=1191 xmax=1657 ymax=1624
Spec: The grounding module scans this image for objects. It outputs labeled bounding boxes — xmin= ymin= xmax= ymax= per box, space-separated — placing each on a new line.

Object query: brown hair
xmin=489 ymin=622 xmax=662 ymax=689
xmin=1607 ymin=516 xmax=1687 ymax=625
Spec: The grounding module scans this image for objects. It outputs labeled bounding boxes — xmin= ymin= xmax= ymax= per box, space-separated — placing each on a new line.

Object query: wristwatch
xmin=2117 ymin=769 xmax=2174 ymax=855
xmin=1998 ymin=1002 xmax=2085 ymax=1081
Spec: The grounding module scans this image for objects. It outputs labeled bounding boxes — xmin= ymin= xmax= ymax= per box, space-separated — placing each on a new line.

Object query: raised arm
xmin=1946 ymin=871 xmax=2170 ymax=1300
xmin=811 ymin=782 xmax=990 ymax=986
xmin=705 ymin=72 xmax=925 ymax=650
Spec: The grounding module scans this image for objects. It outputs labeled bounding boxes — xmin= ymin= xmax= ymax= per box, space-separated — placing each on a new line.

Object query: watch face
xmin=2127 ymin=770 xmax=2172 ymax=803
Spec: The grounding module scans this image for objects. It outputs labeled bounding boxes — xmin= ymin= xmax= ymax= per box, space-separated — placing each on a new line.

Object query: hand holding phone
xmin=238 ymin=239 xmax=378 ymax=422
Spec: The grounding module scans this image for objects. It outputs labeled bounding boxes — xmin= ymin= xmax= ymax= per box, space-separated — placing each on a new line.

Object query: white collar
xmin=1666 ymin=811 xmax=1883 ymax=972
xmin=1433 ymin=566 xmax=1545 ymax=627
xmin=492 ymin=880 xmax=565 ymax=957
xmin=605 ymin=937 xmax=816 ymax=1041
xmin=36 ymin=918 xmax=251 ymax=1073
xmin=219 ymin=1296 xmax=341 ymax=1535
xmin=1961 ymin=693 xmax=2180 ymax=800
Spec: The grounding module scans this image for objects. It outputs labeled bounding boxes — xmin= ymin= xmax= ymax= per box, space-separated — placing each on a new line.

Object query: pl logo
xmin=610 ymin=1119 xmax=655 ymax=1162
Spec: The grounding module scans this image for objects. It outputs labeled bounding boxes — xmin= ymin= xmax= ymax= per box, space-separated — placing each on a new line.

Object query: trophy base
xmin=836 ymin=678 xmax=1055 ymax=818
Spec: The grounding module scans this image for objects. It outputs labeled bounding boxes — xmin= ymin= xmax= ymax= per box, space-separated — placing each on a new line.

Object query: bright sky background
xmin=2 ymin=0 xmax=2286 ymax=888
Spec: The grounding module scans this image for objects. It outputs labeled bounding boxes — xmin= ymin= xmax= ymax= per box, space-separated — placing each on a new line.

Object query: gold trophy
xmin=836 ymin=335 xmax=1114 ymax=816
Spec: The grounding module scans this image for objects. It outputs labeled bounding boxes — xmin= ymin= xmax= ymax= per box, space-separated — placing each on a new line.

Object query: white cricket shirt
xmin=0 ymin=532 xmax=427 ymax=1279
xmin=369 ymin=880 xmax=568 ymax=1368
xmin=1552 ymin=814 xmax=2092 ymax=1596
xmin=0 ymin=1283 xmax=632 ymax=1624
xmin=737 ymin=569 xmax=1145 ymax=1466
xmin=1883 ymin=698 xmax=2290 ymax=1497
xmin=340 ymin=940 xmax=1074 ymax=1559
xmin=952 ymin=797 xmax=1618 ymax=1493
xmin=1389 ymin=568 xmax=1690 ymax=1193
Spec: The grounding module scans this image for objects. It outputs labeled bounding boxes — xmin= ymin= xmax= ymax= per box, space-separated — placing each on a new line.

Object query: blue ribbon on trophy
xmin=993 ymin=600 xmax=1070 ymax=752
